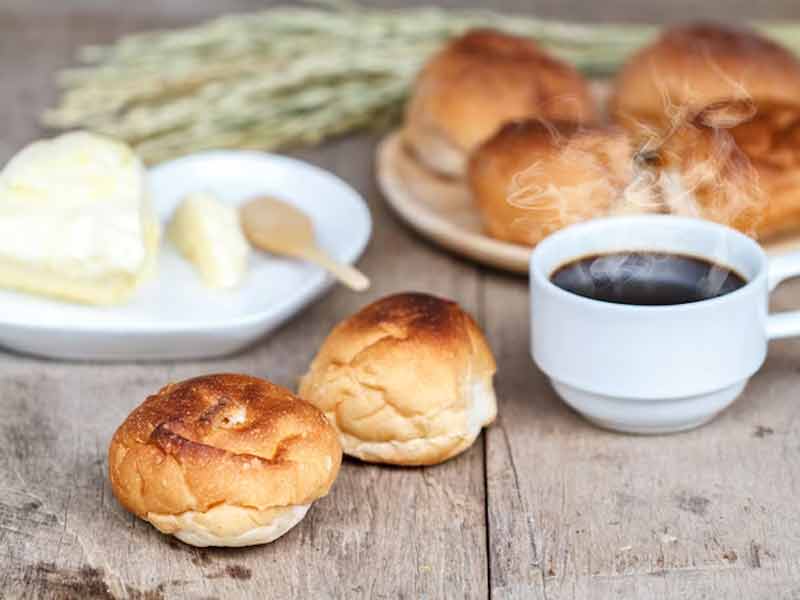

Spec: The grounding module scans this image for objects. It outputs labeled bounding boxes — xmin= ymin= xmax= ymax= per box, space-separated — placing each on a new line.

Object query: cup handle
xmin=767 ymin=252 xmax=800 ymax=339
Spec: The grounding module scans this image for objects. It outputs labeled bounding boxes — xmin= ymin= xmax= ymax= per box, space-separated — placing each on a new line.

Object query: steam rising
xmin=506 ymin=93 xmax=764 ymax=298
xmin=505 ymin=116 xmax=638 ymax=240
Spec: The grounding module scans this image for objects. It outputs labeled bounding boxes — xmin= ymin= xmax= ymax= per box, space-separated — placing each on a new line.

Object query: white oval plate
xmin=0 ymin=151 xmax=371 ymax=361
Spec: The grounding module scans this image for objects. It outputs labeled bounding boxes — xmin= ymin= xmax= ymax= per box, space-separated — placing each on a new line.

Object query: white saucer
xmin=0 ymin=151 xmax=371 ymax=361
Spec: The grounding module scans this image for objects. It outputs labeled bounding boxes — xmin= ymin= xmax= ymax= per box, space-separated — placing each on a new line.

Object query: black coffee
xmin=550 ymin=251 xmax=746 ymax=306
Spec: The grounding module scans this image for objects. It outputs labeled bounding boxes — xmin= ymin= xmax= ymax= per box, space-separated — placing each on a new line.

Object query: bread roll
xmin=108 ymin=374 xmax=341 ymax=547
xmin=299 ymin=293 xmax=497 ymax=466
xmin=734 ymin=102 xmax=800 ymax=238
xmin=468 ymin=120 xmax=640 ymax=246
xmin=404 ymin=29 xmax=596 ymax=177
xmin=610 ymin=23 xmax=800 ymax=237
xmin=633 ymin=102 xmax=765 ymax=235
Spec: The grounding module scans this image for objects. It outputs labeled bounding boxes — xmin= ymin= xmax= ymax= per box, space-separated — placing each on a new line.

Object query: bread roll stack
xmin=610 ymin=24 xmax=800 ymax=238
xmin=404 ymin=29 xmax=596 ymax=177
xmin=400 ymin=24 xmax=780 ymax=248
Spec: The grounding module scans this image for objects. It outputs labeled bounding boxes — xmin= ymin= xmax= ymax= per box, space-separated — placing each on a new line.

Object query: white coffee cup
xmin=530 ymin=215 xmax=800 ymax=434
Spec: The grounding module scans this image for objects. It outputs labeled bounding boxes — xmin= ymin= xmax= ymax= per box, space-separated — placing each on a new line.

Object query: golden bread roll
xmin=404 ymin=28 xmax=596 ymax=177
xmin=468 ymin=120 xmax=640 ymax=246
xmin=108 ymin=374 xmax=341 ymax=547
xmin=299 ymin=293 xmax=497 ymax=466
xmin=610 ymin=23 xmax=800 ymax=237
xmin=734 ymin=102 xmax=800 ymax=237
xmin=634 ymin=102 xmax=765 ymax=235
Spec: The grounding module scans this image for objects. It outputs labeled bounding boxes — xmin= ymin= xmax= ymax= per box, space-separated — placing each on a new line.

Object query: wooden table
xmin=2 ymin=2 xmax=800 ymax=599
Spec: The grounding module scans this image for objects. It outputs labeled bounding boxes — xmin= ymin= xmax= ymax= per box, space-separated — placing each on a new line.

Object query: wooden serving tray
xmin=376 ymin=129 xmax=800 ymax=274
xmin=376 ymin=131 xmax=532 ymax=273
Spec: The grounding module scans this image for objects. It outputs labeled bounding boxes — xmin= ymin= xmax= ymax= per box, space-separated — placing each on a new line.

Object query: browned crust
xmin=317 ymin=293 xmax=496 ymax=374
xmin=298 ymin=293 xmax=497 ymax=465
xmin=468 ymin=119 xmax=637 ymax=245
xmin=610 ymin=23 xmax=800 ymax=129
xmin=609 ymin=23 xmax=800 ymax=238
xmin=635 ymin=107 xmax=765 ymax=235
xmin=108 ymin=374 xmax=342 ymax=518
xmin=405 ymin=28 xmax=596 ymax=161
xmin=341 ymin=292 xmax=477 ymax=345
xmin=728 ymin=100 xmax=800 ymax=238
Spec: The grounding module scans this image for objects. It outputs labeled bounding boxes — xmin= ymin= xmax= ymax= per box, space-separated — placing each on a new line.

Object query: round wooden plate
xmin=376 ymin=130 xmax=531 ymax=273
xmin=376 ymin=129 xmax=800 ymax=274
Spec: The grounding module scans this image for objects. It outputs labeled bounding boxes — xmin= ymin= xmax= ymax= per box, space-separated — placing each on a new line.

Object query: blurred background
xmin=2 ymin=0 xmax=799 ymax=23
xmin=3 ymin=0 xmax=798 ymax=161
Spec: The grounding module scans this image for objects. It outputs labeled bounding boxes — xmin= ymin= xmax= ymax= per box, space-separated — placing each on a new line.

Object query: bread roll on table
xmin=108 ymin=374 xmax=341 ymax=547
xmin=404 ymin=29 xmax=596 ymax=178
xmin=299 ymin=293 xmax=497 ymax=466
xmin=610 ymin=23 xmax=800 ymax=238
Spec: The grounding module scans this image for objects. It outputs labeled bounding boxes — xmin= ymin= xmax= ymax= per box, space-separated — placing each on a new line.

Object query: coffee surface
xmin=550 ymin=251 xmax=746 ymax=306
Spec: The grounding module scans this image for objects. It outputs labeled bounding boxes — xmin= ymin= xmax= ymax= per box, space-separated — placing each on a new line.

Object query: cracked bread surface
xmin=108 ymin=373 xmax=341 ymax=546
xmin=299 ymin=293 xmax=497 ymax=466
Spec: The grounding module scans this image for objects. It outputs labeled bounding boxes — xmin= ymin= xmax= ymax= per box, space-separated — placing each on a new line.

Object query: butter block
xmin=0 ymin=131 xmax=160 ymax=304
xmin=168 ymin=192 xmax=250 ymax=289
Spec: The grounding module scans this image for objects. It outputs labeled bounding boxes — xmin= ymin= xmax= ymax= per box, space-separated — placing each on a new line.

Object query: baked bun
xmin=108 ymin=374 xmax=341 ymax=547
xmin=610 ymin=23 xmax=800 ymax=237
xmin=736 ymin=101 xmax=800 ymax=238
xmin=404 ymin=29 xmax=596 ymax=177
xmin=298 ymin=293 xmax=497 ymax=466
xmin=634 ymin=102 xmax=765 ymax=235
xmin=468 ymin=120 xmax=640 ymax=246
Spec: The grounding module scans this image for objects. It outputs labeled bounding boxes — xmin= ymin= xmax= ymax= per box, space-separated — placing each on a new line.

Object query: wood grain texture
xmin=0 ymin=4 xmax=487 ymax=599
xmin=482 ymin=269 xmax=800 ymax=599
xmin=2 ymin=1 xmax=800 ymax=599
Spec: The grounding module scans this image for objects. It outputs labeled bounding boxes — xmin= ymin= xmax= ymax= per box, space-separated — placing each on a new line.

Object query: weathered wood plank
xmin=482 ymin=269 xmax=800 ymax=599
xmin=557 ymin=566 xmax=800 ymax=600
xmin=4 ymin=1 xmax=800 ymax=599
xmin=0 ymin=6 xmax=488 ymax=599
xmin=1 ymin=366 xmax=489 ymax=600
